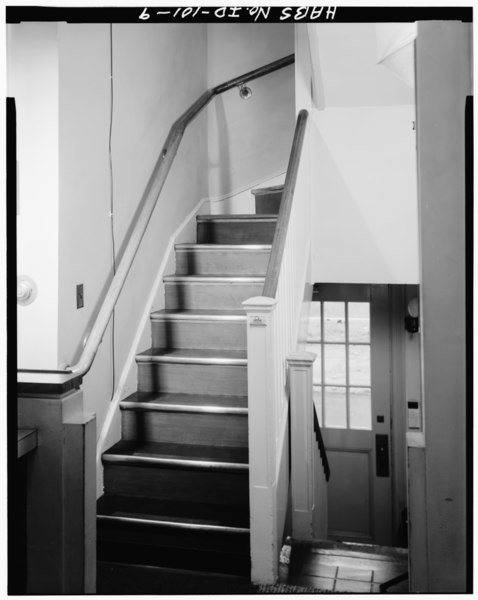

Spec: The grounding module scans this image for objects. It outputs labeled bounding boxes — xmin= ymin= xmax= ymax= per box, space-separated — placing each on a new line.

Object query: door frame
xmin=311 ymin=283 xmax=408 ymax=547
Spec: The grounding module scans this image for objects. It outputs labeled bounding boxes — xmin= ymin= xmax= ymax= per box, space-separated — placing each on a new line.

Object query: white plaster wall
xmin=207 ymin=24 xmax=295 ymax=205
xmin=56 ymin=24 xmax=113 ymax=440
xmin=308 ymin=23 xmax=414 ymax=108
xmin=311 ymin=106 xmax=419 ymax=283
xmin=300 ymin=23 xmax=419 ymax=285
xmin=104 ymin=24 xmax=208 ymax=443
xmin=57 ymin=24 xmax=111 ymax=369
xmin=40 ymin=23 xmax=207 ymax=443
xmin=8 ymin=23 xmax=60 ymax=369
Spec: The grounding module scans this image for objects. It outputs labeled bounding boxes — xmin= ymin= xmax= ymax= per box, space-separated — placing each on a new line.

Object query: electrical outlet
xmin=76 ymin=284 xmax=84 ymax=309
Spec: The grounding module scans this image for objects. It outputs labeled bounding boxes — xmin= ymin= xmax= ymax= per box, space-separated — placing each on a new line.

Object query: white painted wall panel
xmin=310 ymin=106 xmax=419 ymax=284
xmin=9 ymin=23 xmax=60 ymax=368
xmin=297 ymin=23 xmax=419 ymax=285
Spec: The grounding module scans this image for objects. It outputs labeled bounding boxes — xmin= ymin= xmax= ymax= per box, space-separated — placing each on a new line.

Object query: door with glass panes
xmin=307 ymin=284 xmax=393 ymax=545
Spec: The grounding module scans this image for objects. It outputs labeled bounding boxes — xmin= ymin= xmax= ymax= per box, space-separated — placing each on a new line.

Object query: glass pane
xmin=323 ymin=302 xmax=345 ymax=342
xmin=307 ymin=305 xmax=322 ymax=341
xmin=348 ymin=302 xmax=370 ymax=343
xmin=349 ymin=387 xmax=372 ymax=430
xmin=310 ymin=301 xmax=322 ymax=319
xmin=324 ymin=344 xmax=346 ymax=385
xmin=349 ymin=344 xmax=371 ymax=386
xmin=306 ymin=343 xmax=322 ymax=383
xmin=324 ymin=386 xmax=347 ymax=429
xmin=313 ymin=385 xmax=323 ymax=427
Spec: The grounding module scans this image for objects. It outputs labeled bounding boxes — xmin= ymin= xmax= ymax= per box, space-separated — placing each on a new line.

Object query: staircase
xmin=97 ymin=186 xmax=283 ymax=578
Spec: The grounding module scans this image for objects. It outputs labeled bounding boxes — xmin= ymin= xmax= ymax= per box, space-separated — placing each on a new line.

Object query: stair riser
xmin=98 ymin=540 xmax=250 ymax=576
xmin=151 ymin=319 xmax=246 ymax=350
xmin=98 ymin=522 xmax=249 ymax=554
xmin=103 ymin=464 xmax=249 ymax=506
xmin=255 ymin=192 xmax=282 ymax=215
xmin=122 ymin=410 xmax=248 ymax=447
xmin=175 ymin=249 xmax=270 ymax=275
xmin=197 ymin=221 xmax=276 ymax=244
xmin=165 ymin=281 xmax=263 ymax=310
xmin=137 ymin=362 xmax=247 ymax=395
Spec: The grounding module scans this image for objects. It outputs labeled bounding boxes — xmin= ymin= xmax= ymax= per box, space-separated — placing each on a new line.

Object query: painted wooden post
xmin=412 ymin=20 xmax=471 ymax=593
xmin=17 ymin=388 xmax=96 ymax=593
xmin=288 ymin=352 xmax=315 ymax=540
xmin=243 ymin=296 xmax=279 ymax=584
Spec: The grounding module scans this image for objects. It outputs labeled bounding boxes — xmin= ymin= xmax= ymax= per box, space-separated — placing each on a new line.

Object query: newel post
xmin=243 ymin=296 xmax=279 ymax=584
xmin=287 ymin=351 xmax=318 ymax=541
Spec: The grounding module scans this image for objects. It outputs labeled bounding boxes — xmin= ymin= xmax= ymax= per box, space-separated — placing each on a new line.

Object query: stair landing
xmin=281 ymin=540 xmax=409 ymax=593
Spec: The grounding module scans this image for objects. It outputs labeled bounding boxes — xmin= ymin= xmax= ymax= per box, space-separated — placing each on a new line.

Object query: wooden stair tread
xmin=120 ymin=392 xmax=248 ymax=413
xmin=197 ymin=214 xmax=277 ymax=221
xmin=150 ymin=309 xmax=246 ymax=321
xmin=251 ymin=185 xmax=284 ymax=196
xmin=103 ymin=439 xmax=248 ymax=467
xmin=100 ymin=208 xmax=263 ymax=577
xmin=175 ymin=243 xmax=271 ymax=250
xmin=98 ymin=495 xmax=249 ymax=530
xmin=163 ymin=274 xmax=265 ymax=282
xmin=169 ymin=273 xmax=266 ymax=279
xmin=136 ymin=347 xmax=247 ymax=365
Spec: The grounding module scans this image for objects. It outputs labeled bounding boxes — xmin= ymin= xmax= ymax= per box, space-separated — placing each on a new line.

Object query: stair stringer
xmin=95 ymin=196 xmax=210 ymax=497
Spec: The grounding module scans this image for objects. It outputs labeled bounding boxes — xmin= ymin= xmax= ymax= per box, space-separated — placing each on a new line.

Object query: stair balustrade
xmin=243 ymin=110 xmax=313 ymax=584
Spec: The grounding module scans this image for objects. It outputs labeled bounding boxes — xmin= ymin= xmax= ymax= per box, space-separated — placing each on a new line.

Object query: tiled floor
xmin=280 ymin=539 xmax=409 ymax=593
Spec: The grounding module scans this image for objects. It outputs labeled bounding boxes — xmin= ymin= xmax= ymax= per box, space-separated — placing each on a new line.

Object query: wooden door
xmin=307 ymin=284 xmax=393 ymax=545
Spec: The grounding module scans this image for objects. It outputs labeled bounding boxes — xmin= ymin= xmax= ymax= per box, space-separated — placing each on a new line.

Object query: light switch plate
xmin=76 ymin=284 xmax=84 ymax=309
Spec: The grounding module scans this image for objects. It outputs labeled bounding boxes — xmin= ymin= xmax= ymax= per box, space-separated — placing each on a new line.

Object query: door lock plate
xmin=375 ymin=434 xmax=390 ymax=477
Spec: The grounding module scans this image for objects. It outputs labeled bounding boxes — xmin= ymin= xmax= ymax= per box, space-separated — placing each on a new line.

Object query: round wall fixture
xmin=238 ymin=82 xmax=252 ymax=100
xmin=17 ymin=275 xmax=37 ymax=306
xmin=405 ymin=296 xmax=419 ymax=333
xmin=407 ymin=297 xmax=419 ymax=318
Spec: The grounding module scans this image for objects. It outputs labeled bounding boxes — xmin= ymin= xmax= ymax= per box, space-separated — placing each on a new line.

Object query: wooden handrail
xmin=18 ymin=53 xmax=295 ymax=380
xmin=262 ymin=109 xmax=308 ymax=298
xmin=313 ymin=405 xmax=330 ymax=482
